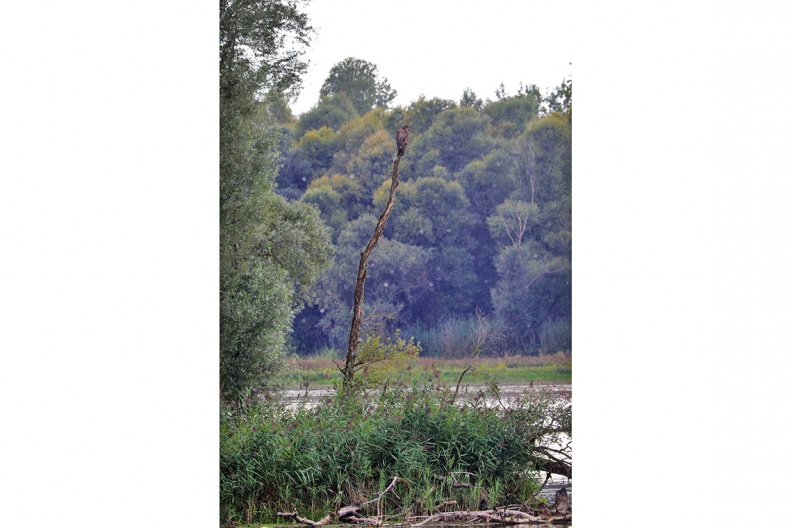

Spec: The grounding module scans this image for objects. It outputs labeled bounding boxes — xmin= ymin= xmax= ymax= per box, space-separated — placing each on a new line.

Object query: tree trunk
xmin=343 ymin=154 xmax=403 ymax=390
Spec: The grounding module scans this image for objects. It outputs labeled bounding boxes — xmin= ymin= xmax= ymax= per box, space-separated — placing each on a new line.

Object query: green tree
xmin=353 ymin=331 xmax=421 ymax=387
xmin=296 ymin=93 xmax=358 ymax=138
xmin=367 ymin=237 xmax=435 ymax=320
xmin=544 ymin=78 xmax=572 ymax=115
xmin=512 ymin=112 xmax=571 ymax=205
xmin=483 ymin=92 xmax=540 ymax=138
xmin=486 ymin=119 xmax=571 ymax=354
xmin=490 ymin=245 xmax=570 ymax=352
xmin=388 ymin=206 xmax=435 ymax=246
xmin=304 ymin=214 xmax=379 ymax=351
xmin=460 ymin=87 xmax=483 ymax=110
xmin=263 ymin=94 xmax=297 ymax=126
xmin=412 ymin=106 xmax=494 ymax=174
xmin=375 ymin=176 xmax=476 ymax=248
xmin=458 ymin=150 xmax=518 ymax=220
xmin=300 ymin=209 xmax=435 ymax=354
xmin=329 ymin=108 xmax=389 ymax=173
xmin=421 ymin=246 xmax=481 ymax=323
xmin=372 ymin=176 xmax=482 ymax=324
xmin=220 ymin=0 xmax=312 ymax=107
xmin=486 ymin=199 xmax=540 ymax=249
xmin=301 ymin=173 xmax=365 ymax=238
xmin=410 ymin=177 xmax=476 ymax=246
xmin=295 ymin=125 xmax=337 ymax=175
xmin=221 ymin=194 xmax=334 ymax=398
xmin=283 ymin=69 xmax=572 ymax=358
xmin=401 ymin=95 xmax=457 ymax=135
xmin=300 ymin=184 xmax=342 ymax=230
xmin=344 ymin=128 xmax=395 ymax=199
xmin=320 ymin=57 xmax=397 ymax=114
xmin=308 ymin=174 xmax=365 ymax=216
xmin=220 ymin=0 xmax=334 ymax=401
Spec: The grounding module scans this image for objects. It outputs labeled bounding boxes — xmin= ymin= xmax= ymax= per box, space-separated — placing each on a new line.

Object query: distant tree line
xmin=271 ymin=56 xmax=572 ymax=359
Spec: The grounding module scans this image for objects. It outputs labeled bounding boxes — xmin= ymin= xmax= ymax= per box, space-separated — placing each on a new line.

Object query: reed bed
xmin=220 ymin=383 xmax=569 ymax=525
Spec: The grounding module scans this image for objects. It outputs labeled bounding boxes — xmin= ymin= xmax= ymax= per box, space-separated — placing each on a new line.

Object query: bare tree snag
xmin=342 ymin=140 xmax=405 ymax=390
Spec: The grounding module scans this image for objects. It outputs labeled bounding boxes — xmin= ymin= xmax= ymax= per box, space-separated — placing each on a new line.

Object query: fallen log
xmin=277 ymin=508 xmax=381 ymax=526
xmin=279 ymin=477 xmax=407 ymax=527
xmin=276 ymin=511 xmax=333 ymax=527
xmin=409 ymin=508 xmax=571 ymax=526
xmin=278 ymin=476 xmax=571 ymax=527
xmin=533 ymin=446 xmax=572 ymax=479
xmin=281 ymin=505 xmax=571 ymax=527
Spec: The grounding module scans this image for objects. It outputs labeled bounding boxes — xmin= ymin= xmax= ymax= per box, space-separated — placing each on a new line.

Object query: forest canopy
xmin=278 ymin=57 xmax=572 ymax=360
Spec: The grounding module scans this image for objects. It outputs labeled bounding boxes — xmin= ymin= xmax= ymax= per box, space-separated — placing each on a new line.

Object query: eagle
xmin=396 ymin=124 xmax=409 ymax=157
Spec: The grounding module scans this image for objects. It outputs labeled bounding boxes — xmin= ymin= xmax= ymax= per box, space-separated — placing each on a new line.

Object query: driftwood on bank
xmin=278 ymin=475 xmax=571 ymax=527
xmin=277 ymin=505 xmax=372 ymax=526
xmin=411 ymin=487 xmax=571 ymax=526
xmin=410 ymin=507 xmax=572 ymax=526
xmin=279 ymin=505 xmax=571 ymax=527
xmin=277 ymin=511 xmax=333 ymax=527
xmin=279 ymin=476 xmax=406 ymax=527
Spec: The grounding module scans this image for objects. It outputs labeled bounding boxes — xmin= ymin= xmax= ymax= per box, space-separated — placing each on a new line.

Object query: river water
xmin=282 ymin=382 xmax=571 ymax=408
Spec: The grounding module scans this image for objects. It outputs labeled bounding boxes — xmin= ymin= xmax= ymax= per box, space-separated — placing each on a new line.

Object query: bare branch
xmin=277 ymin=512 xmax=332 ymax=527
xmin=450 ymin=365 xmax=473 ymax=403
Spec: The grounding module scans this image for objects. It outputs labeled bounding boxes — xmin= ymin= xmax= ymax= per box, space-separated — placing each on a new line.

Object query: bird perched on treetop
xmin=396 ymin=124 xmax=409 ymax=157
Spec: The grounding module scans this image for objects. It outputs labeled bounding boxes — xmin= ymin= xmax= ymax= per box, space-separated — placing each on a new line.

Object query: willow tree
xmin=220 ymin=0 xmax=333 ymax=402
xmin=320 ymin=57 xmax=397 ymax=115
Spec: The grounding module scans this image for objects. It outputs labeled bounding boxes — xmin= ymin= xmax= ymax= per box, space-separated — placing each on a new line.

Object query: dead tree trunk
xmin=342 ymin=152 xmax=403 ymax=390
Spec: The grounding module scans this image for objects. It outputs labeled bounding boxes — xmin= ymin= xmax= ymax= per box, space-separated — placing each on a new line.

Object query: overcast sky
xmin=291 ymin=0 xmax=572 ymax=115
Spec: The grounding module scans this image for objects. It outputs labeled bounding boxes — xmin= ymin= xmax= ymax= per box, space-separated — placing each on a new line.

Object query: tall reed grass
xmin=220 ymin=383 xmax=568 ymax=525
xmin=401 ymin=315 xmax=572 ymax=357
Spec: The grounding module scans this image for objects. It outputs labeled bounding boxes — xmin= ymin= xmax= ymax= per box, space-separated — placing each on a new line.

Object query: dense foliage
xmin=220 ymin=383 xmax=570 ymax=525
xmin=277 ymin=64 xmax=572 ymax=357
xmin=220 ymin=0 xmax=333 ymax=402
xmin=320 ymin=57 xmax=397 ymax=114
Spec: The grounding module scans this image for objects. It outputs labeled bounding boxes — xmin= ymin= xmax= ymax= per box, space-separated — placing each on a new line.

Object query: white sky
xmin=291 ymin=0 xmax=572 ymax=115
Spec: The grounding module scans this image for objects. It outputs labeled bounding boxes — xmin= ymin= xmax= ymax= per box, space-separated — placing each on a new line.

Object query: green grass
xmin=291 ymin=352 xmax=571 ymax=388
